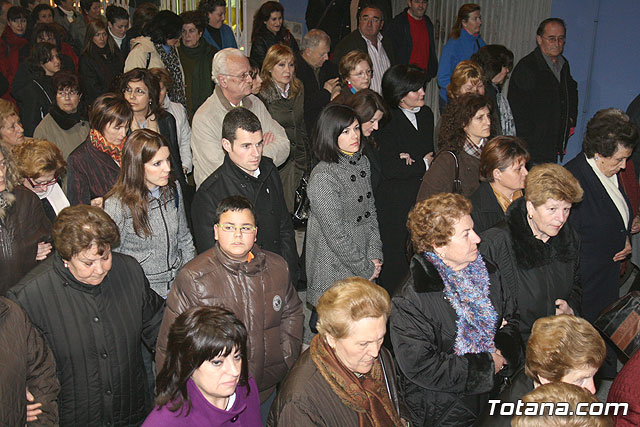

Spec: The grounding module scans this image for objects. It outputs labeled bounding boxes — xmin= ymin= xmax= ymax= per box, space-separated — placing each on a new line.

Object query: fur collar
xmin=506 ymin=198 xmax=578 ymax=269
xmin=408 ymin=253 xmax=497 ymax=294
xmin=0 ymin=190 xmax=16 ymax=220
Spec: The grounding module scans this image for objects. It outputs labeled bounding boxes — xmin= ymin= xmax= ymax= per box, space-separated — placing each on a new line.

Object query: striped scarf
xmin=89 ymin=128 xmax=123 ymax=165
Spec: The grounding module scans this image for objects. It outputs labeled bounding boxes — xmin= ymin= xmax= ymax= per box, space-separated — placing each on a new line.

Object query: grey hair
xmin=301 ymin=29 xmax=331 ymax=52
xmin=211 ymin=48 xmax=247 ymax=84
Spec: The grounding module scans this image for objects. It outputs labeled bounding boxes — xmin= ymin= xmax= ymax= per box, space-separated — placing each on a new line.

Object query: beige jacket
xmin=191 ymin=86 xmax=290 ymax=187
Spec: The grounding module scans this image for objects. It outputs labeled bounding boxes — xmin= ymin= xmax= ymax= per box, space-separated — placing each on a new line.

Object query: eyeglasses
xmin=123 ymin=87 xmax=148 ymax=96
xmin=57 ymin=89 xmax=79 ymax=98
xmin=221 ymin=71 xmax=253 ymax=81
xmin=351 ymin=69 xmax=373 ymax=79
xmin=541 ymin=35 xmax=565 ymax=44
xmin=216 ymin=223 xmax=257 ymax=234
xmin=27 ymin=174 xmax=58 ymax=188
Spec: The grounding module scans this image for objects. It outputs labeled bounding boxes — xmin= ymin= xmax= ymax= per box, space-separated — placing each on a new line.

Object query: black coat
xmin=295 ymin=51 xmax=339 ymax=138
xmin=387 ymin=9 xmax=438 ymax=82
xmin=390 ymin=254 xmax=521 ymax=426
xmin=78 ymin=49 xmax=124 ymax=106
xmin=191 ymin=155 xmax=299 ymax=282
xmin=470 ymin=181 xmax=505 ymax=234
xmin=332 ymin=28 xmax=396 ymax=66
xmin=508 ymin=47 xmax=578 ymax=163
xmin=11 ymin=69 xmax=55 ymax=137
xmin=479 ymin=197 xmax=582 ymax=344
xmin=477 ymin=368 xmax=533 ymax=427
xmin=7 ymin=253 xmax=165 ymax=427
xmin=375 ymin=107 xmax=433 ymax=292
xmin=249 ymin=28 xmax=299 ymax=69
xmin=565 ymin=153 xmax=631 ymax=322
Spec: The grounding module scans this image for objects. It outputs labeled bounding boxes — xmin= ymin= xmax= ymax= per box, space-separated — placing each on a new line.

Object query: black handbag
xmin=292 ymin=173 xmax=310 ymax=228
xmin=593 ymin=291 xmax=640 ymax=359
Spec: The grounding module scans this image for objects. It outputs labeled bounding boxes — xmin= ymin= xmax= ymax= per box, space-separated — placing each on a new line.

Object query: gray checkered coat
xmin=305 ymin=152 xmax=383 ymax=306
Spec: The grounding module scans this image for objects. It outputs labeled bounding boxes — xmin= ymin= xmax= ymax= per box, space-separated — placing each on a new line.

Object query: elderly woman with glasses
xmin=13 ymin=138 xmax=69 ymax=222
xmin=332 ymin=50 xmax=373 ymax=105
xmin=0 ymin=143 xmax=52 ymax=295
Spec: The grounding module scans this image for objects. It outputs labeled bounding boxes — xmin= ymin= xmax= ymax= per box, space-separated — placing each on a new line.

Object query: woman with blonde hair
xmin=480 ymin=163 xmax=584 ymax=344
xmin=391 ymin=192 xmax=521 ymax=426
xmin=447 ymin=60 xmax=485 ymax=101
xmin=269 ymin=277 xmax=405 ymax=426
xmin=258 ymin=44 xmax=309 ymax=211
xmin=0 ymin=98 xmax=25 ymax=147
xmin=104 ymin=129 xmax=194 ymax=298
xmin=332 ymin=50 xmax=373 ymax=104
xmin=12 ymin=138 xmax=69 ymax=222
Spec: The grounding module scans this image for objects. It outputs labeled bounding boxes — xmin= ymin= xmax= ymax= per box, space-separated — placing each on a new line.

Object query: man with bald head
xmin=190 ymin=48 xmax=290 ymax=188
xmin=508 ymin=18 xmax=578 ymax=164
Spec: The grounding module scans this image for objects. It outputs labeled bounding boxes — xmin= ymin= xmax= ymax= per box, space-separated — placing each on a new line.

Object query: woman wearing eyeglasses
xmin=0 ymin=143 xmax=51 ymax=296
xmin=13 ymin=138 xmax=69 ymax=222
xmin=120 ymin=68 xmax=193 ymax=220
xmin=104 ymin=129 xmax=194 ymax=298
xmin=332 ymin=51 xmax=373 ymax=105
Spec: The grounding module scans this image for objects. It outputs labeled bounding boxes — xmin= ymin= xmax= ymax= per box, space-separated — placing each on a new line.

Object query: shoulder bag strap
xmin=445 ymin=150 xmax=462 ymax=193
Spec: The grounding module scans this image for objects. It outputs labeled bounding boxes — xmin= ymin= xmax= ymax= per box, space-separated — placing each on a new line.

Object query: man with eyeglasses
xmin=388 ymin=0 xmax=438 ymax=83
xmin=508 ymin=17 xmax=578 ymax=164
xmin=157 ymin=193 xmax=303 ymax=422
xmin=191 ymin=106 xmax=299 ymax=289
xmin=332 ymin=2 xmax=395 ymax=94
xmin=191 ymin=48 xmax=289 ymax=188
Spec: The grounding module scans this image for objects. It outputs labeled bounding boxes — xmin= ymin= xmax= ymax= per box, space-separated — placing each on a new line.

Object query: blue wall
xmin=551 ymin=0 xmax=640 ymax=162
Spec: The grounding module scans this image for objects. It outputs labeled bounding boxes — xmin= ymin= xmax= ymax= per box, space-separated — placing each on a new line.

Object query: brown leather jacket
xmin=0 ymin=297 xmax=59 ymax=425
xmin=156 ymin=243 xmax=304 ymax=402
xmin=0 ymin=186 xmax=51 ymax=296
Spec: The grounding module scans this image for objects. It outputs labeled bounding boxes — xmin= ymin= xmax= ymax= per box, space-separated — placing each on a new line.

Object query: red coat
xmin=608 ymin=350 xmax=640 ymax=426
xmin=0 ymin=26 xmax=27 ymax=103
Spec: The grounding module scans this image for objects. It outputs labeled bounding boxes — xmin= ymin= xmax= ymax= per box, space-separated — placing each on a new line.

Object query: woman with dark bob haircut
xmin=144 ymin=306 xmax=260 ymax=425
xmin=125 ymin=10 xmax=186 ymax=109
xmin=480 ymin=163 xmax=583 ymax=345
xmin=249 ymin=1 xmax=298 ymax=68
xmin=7 ymin=204 xmax=165 ymax=426
xmin=565 ymin=108 xmax=639 ymax=379
xmin=417 ymin=93 xmax=493 ymax=201
xmin=305 ymin=104 xmax=383 ymax=318
xmin=376 ymin=64 xmax=435 ymax=292
xmin=66 ymin=93 xmax=133 ymax=205
xmin=470 ymin=135 xmax=529 ymax=233
xmin=391 ymin=192 xmax=521 ymax=426
xmin=471 ymin=45 xmax=516 ymax=136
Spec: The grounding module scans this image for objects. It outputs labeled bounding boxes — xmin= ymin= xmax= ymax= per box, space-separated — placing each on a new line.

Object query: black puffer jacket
xmin=7 ymin=253 xmax=165 ymax=426
xmin=479 ymin=197 xmax=582 ymax=344
xmin=390 ymin=254 xmax=521 ymax=427
xmin=191 ymin=155 xmax=298 ymax=282
xmin=249 ymin=28 xmax=299 ymax=69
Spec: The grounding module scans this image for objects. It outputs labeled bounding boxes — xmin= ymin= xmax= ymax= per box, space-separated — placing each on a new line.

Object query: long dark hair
xmin=439 ymin=93 xmax=492 ymax=152
xmin=344 ymin=89 xmax=388 ymax=149
xmin=251 ymin=1 xmax=286 ymax=43
xmin=155 ymin=306 xmax=250 ymax=414
xmin=28 ymin=42 xmax=57 ymax=78
xmin=313 ymin=104 xmax=360 ymax=163
xmin=105 ymin=129 xmax=176 ymax=237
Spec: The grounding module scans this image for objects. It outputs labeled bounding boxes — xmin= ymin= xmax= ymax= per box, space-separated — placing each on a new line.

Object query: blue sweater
xmin=203 ymin=24 xmax=238 ymax=50
xmin=437 ymin=28 xmax=486 ymax=102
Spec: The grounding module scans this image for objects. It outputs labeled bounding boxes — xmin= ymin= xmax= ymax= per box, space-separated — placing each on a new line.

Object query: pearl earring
xmin=527 ymin=214 xmax=533 ymax=220
xmin=64 ymin=262 xmax=68 ymax=268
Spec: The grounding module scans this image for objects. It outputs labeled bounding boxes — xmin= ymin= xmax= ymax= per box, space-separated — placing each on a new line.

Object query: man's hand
xmin=555 ymin=299 xmax=574 ymax=315
xmin=323 ymin=77 xmax=339 ymax=94
xmin=613 ymin=237 xmax=632 ymax=262
xmin=26 ymin=388 xmax=42 ymax=422
xmin=263 ymin=131 xmax=274 ymax=147
xmin=399 ymin=153 xmax=415 ymax=166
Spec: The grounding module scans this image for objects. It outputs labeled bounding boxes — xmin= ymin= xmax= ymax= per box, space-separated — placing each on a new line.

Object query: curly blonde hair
xmin=0 ymin=143 xmax=20 ymax=192
xmin=525 ymin=163 xmax=583 ymax=207
xmin=316 ymin=277 xmax=391 ymax=340
xmin=407 ymin=193 xmax=472 ymax=253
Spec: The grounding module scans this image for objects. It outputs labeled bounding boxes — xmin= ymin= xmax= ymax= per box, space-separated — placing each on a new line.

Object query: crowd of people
xmin=1 ymin=0 xmax=639 ymax=425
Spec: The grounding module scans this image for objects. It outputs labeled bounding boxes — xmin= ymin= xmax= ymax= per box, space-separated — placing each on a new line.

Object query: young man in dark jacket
xmin=191 ymin=107 xmax=299 ymax=282
xmin=157 ymin=195 xmax=303 ymax=422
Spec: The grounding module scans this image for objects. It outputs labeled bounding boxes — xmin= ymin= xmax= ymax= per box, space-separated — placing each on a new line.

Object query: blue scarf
xmin=424 ymin=252 xmax=498 ymax=355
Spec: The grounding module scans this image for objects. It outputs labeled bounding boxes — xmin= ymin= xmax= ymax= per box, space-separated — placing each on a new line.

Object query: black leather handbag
xmin=292 ymin=173 xmax=310 ymax=228
xmin=594 ymin=291 xmax=640 ymax=359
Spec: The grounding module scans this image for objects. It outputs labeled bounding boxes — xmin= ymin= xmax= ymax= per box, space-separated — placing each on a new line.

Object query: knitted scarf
xmin=424 ymin=251 xmax=497 ymax=355
xmin=89 ymin=128 xmax=123 ymax=164
xmin=49 ymin=104 xmax=87 ymax=130
xmin=154 ymin=42 xmax=186 ymax=109
xmin=310 ymin=335 xmax=402 ymax=427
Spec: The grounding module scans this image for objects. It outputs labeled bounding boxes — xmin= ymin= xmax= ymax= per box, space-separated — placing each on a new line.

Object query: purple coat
xmin=143 ymin=377 xmax=261 ymax=426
